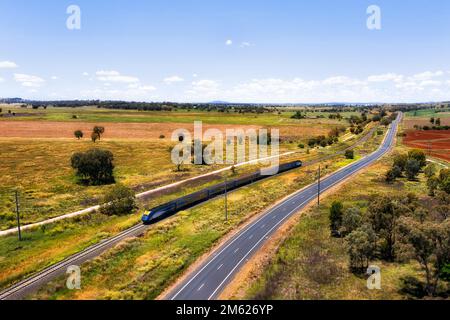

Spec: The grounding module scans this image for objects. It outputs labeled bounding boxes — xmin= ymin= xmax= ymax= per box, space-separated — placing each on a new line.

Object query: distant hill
xmin=208 ymin=100 xmax=232 ymax=104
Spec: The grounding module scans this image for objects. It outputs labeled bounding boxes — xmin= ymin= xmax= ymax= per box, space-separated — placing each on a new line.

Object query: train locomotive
xmin=141 ymin=160 xmax=302 ymax=224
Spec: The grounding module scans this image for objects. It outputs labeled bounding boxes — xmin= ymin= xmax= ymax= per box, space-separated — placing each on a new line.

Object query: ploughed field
xmin=0 ymin=120 xmax=329 ymax=140
xmin=403 ymin=130 xmax=450 ymax=162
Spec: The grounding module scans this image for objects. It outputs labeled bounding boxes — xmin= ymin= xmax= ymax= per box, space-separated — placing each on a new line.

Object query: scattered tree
xmin=346 ymin=225 xmax=377 ymax=272
xmin=424 ymin=164 xmax=436 ymax=179
xmin=74 ymin=130 xmax=83 ymax=140
xmin=93 ymin=126 xmax=105 ymax=139
xmin=408 ymin=149 xmax=427 ymax=168
xmin=386 ymin=165 xmax=402 ymax=183
xmin=405 ymin=159 xmax=421 ymax=181
xmin=367 ymin=196 xmax=404 ymax=260
xmin=393 ymin=154 xmax=408 ymax=171
xmin=91 ymin=132 xmax=100 ymax=143
xmin=397 ymin=217 xmax=450 ymax=296
xmin=345 ymin=150 xmax=354 ymax=159
xmin=340 ymin=207 xmax=363 ymax=236
xmin=71 ymin=148 xmax=115 ymax=185
xmin=329 ymin=201 xmax=344 ymax=236
xmin=427 ymin=176 xmax=440 ymax=196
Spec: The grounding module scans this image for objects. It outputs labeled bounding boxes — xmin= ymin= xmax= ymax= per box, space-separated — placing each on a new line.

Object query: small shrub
xmin=344 ymin=150 xmax=354 ymax=159
xmin=100 ymin=184 xmax=137 ymax=216
xmin=74 ymin=130 xmax=83 ymax=140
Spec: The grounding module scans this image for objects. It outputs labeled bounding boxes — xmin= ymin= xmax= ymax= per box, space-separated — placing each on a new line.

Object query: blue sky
xmin=0 ymin=0 xmax=449 ymax=103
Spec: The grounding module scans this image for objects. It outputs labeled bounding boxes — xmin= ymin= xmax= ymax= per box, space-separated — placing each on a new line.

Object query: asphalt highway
xmin=166 ymin=113 xmax=401 ymax=300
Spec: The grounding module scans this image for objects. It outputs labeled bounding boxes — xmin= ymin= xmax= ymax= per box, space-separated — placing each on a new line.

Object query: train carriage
xmin=142 ymin=160 xmax=302 ymax=224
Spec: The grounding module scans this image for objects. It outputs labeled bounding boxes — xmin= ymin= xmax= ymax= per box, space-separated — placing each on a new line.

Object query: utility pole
xmin=317 ymin=165 xmax=321 ymax=207
xmin=15 ymin=190 xmax=22 ymax=241
xmin=224 ymin=175 xmax=228 ymax=222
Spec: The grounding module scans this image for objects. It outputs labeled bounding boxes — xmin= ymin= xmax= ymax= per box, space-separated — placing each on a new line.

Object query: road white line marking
xmin=248 ymin=234 xmax=254 ymax=240
xmin=197 ymin=283 xmax=205 ymax=291
xmin=217 ymin=264 xmax=223 ymax=271
xmin=261 ymin=224 xmax=266 ymax=229
xmin=234 ymin=248 xmax=240 ymax=254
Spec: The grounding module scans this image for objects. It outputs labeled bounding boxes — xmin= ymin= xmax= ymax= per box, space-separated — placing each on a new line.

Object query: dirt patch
xmin=0 ymin=120 xmax=331 ymax=141
xmin=403 ymin=118 xmax=450 ymax=129
xmin=0 ymin=121 xmax=262 ymax=140
xmin=403 ymin=130 xmax=450 ymax=162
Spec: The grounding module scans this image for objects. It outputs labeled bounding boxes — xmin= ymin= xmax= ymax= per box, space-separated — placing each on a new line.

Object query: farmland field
xmin=403 ymin=130 xmax=450 ymax=162
xmin=0 ymin=104 xmax=378 ymax=293
xmin=0 ymin=105 xmax=357 ymax=230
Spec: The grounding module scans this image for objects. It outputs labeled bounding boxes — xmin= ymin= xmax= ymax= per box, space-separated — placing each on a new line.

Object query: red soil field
xmin=403 ymin=130 xmax=450 ymax=162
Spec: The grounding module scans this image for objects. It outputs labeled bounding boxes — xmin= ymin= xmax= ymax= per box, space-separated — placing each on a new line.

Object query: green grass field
xmin=405 ymin=108 xmax=450 ymax=119
xmin=0 ymin=105 xmax=359 ymax=125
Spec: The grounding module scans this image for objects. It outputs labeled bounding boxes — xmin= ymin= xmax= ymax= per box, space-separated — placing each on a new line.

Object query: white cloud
xmin=368 ymin=73 xmax=403 ymax=83
xmin=80 ymin=84 xmax=157 ymax=100
xmin=0 ymin=77 xmax=4 ymax=82
xmin=411 ymin=70 xmax=444 ymax=81
xmin=95 ymin=70 xmax=139 ymax=83
xmin=419 ymin=80 xmax=441 ymax=87
xmin=196 ymin=69 xmax=450 ymax=103
xmin=14 ymin=73 xmax=45 ymax=87
xmin=163 ymin=75 xmax=184 ymax=84
xmin=51 ymin=76 xmax=59 ymax=80
xmin=240 ymin=42 xmax=252 ymax=47
xmin=82 ymin=72 xmax=89 ymax=76
xmin=0 ymin=61 xmax=18 ymax=69
xmin=225 ymin=39 xmax=233 ymax=46
xmin=186 ymin=79 xmax=220 ymax=99
xmin=192 ymin=73 xmax=198 ymax=78
xmin=137 ymin=85 xmax=156 ymax=91
xmin=322 ymin=76 xmax=364 ymax=86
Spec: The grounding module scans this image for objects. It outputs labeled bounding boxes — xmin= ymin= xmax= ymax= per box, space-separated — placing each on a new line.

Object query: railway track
xmin=0 ymin=224 xmax=149 ymax=300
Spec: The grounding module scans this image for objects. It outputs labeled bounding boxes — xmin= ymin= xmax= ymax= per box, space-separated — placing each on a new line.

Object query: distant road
xmin=166 ymin=113 xmax=401 ymax=300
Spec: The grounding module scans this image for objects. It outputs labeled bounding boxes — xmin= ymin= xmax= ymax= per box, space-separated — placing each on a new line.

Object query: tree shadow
xmin=399 ymin=276 xmax=427 ymax=299
xmin=399 ymin=276 xmax=449 ymax=299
